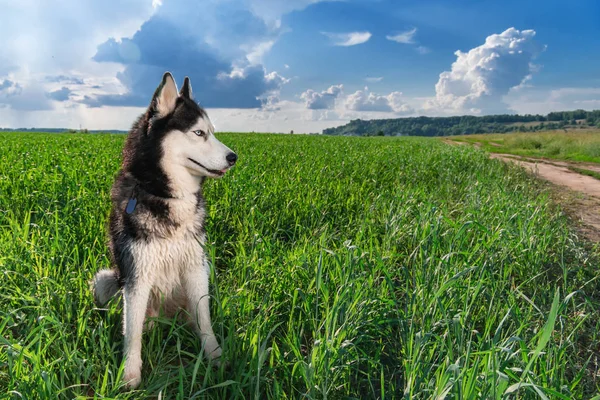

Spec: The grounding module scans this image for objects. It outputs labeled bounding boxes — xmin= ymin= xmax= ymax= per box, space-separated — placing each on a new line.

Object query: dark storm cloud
xmin=88 ymin=6 xmax=285 ymax=109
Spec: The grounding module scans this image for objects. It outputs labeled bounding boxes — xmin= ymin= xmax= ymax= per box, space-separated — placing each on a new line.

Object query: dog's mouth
xmin=187 ymin=158 xmax=228 ymax=176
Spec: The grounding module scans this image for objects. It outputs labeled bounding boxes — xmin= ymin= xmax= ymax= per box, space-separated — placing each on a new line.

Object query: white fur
xmin=92 ymin=269 xmax=120 ymax=307
xmin=121 ymin=206 xmax=222 ymax=388
xmin=156 ymin=74 xmax=178 ymax=117
xmin=161 ymin=115 xmax=234 ymax=198
xmin=99 ymin=74 xmax=235 ymax=390
xmin=121 ymin=121 xmax=232 ymax=388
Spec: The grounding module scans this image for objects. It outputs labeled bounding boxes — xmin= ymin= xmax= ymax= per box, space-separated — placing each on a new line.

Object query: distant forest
xmin=323 ymin=109 xmax=600 ymax=137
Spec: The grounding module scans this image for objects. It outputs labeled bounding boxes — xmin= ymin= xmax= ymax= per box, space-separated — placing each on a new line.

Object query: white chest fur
xmin=131 ymin=193 xmax=207 ymax=295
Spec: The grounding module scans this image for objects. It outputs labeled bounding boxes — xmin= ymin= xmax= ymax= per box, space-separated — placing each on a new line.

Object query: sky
xmin=0 ymin=0 xmax=599 ymax=133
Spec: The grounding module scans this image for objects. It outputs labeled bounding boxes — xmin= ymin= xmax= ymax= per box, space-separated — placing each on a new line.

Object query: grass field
xmin=449 ymin=130 xmax=600 ymax=164
xmin=1 ymin=131 xmax=600 ymax=399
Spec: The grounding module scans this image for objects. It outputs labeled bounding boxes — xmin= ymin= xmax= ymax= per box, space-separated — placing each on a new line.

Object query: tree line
xmin=322 ymin=109 xmax=600 ymax=137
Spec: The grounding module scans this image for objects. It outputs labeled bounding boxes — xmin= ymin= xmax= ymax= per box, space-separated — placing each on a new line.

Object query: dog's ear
xmin=151 ymin=72 xmax=178 ymax=117
xmin=179 ymin=76 xmax=192 ymax=99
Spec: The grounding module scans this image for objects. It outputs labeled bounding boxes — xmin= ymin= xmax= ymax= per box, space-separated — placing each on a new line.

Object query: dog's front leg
xmin=122 ymin=282 xmax=151 ymax=389
xmin=184 ymin=257 xmax=222 ymax=362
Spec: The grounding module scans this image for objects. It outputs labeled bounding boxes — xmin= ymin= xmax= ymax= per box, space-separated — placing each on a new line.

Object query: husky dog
xmin=92 ymin=72 xmax=237 ymax=389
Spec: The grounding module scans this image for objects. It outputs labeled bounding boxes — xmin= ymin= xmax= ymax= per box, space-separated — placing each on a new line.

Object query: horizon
xmin=1 ymin=0 xmax=599 ymax=133
xmin=2 ymin=107 xmax=599 ymax=135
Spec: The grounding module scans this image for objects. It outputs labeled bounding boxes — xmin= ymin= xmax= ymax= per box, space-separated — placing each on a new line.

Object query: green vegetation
xmin=1 ymin=131 xmax=599 ymax=399
xmin=570 ymin=166 xmax=600 ymax=180
xmin=451 ymin=130 xmax=600 ymax=164
xmin=323 ymin=109 xmax=600 ymax=136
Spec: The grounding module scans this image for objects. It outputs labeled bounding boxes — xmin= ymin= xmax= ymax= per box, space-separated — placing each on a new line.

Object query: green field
xmin=449 ymin=130 xmax=600 ymax=164
xmin=1 ymin=132 xmax=600 ymax=399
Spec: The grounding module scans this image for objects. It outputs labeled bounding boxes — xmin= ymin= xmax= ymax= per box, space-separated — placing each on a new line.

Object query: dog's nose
xmin=226 ymin=152 xmax=238 ymax=166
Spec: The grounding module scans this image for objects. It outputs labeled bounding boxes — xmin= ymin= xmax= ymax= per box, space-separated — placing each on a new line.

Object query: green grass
xmin=1 ymin=131 xmax=600 ymax=399
xmin=569 ymin=166 xmax=600 ymax=181
xmin=449 ymin=130 xmax=600 ymax=163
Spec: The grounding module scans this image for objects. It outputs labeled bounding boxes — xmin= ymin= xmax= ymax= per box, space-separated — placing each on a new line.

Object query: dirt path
xmin=490 ymin=153 xmax=600 ymax=198
xmin=443 ymin=139 xmax=600 ymax=242
xmin=491 ymin=153 xmax=600 ymax=242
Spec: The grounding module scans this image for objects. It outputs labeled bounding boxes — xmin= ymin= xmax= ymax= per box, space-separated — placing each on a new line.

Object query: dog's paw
xmin=208 ymin=347 xmax=231 ymax=370
xmin=123 ymin=370 xmax=142 ymax=390
xmin=123 ymin=359 xmax=143 ymax=390
xmin=214 ymin=357 xmax=231 ymax=370
xmin=208 ymin=345 xmax=222 ymax=359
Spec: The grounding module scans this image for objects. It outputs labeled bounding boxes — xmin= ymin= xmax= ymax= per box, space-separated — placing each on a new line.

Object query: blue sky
xmin=0 ymin=0 xmax=598 ymax=132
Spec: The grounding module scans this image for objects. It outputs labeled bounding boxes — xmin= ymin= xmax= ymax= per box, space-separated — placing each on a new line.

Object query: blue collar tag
xmin=126 ymin=197 xmax=137 ymax=214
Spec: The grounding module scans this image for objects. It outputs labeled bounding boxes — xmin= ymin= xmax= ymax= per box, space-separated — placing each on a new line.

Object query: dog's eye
xmin=193 ymin=130 xmax=206 ymax=137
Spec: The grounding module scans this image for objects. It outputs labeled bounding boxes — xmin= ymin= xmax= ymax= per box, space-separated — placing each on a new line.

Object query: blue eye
xmin=193 ymin=130 xmax=206 ymax=137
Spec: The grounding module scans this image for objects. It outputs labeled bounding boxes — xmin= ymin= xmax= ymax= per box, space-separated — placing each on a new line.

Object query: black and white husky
xmin=92 ymin=72 xmax=237 ymax=389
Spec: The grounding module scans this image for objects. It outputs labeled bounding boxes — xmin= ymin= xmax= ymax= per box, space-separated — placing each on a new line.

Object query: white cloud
xmin=322 ymin=31 xmax=372 ymax=46
xmin=416 ymin=46 xmax=430 ymax=55
xmin=0 ymin=103 xmax=144 ymax=130
xmin=244 ymin=40 xmax=276 ymax=65
xmin=548 ymin=87 xmax=600 ymax=104
xmin=299 ymin=84 xmax=414 ymax=115
xmin=365 ymin=77 xmax=384 ymax=83
xmin=300 ymin=84 xmax=344 ymax=109
xmin=210 ymin=100 xmax=349 ymax=133
xmin=387 ymin=27 xmax=429 ymax=55
xmin=247 ymin=0 xmax=329 ymax=27
xmin=0 ymin=100 xmax=346 ymax=134
xmin=386 ymin=28 xmax=417 ymax=44
xmin=0 ymin=0 xmax=154 ymax=111
xmin=0 ymin=1 xmax=153 ymax=74
xmin=0 ymin=0 xmax=329 ymax=116
xmin=0 ymin=79 xmax=52 ymax=111
xmin=424 ymin=27 xmax=544 ymax=114
xmin=506 ymin=86 xmax=600 ymax=115
xmin=345 ymin=87 xmax=413 ymax=114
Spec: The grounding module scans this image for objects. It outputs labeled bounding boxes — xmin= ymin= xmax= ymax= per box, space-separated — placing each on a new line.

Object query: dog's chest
xmin=133 ymin=195 xmax=207 ymax=292
xmin=135 ymin=234 xmax=203 ymax=291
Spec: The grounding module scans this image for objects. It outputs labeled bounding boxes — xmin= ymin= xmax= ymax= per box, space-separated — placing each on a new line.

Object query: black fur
xmin=179 ymin=76 xmax=192 ymax=99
